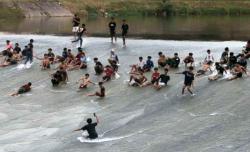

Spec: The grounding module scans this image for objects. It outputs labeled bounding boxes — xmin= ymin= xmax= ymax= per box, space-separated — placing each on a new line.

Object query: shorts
xmin=236 ymin=72 xmax=243 ymax=78
xmin=184 ymin=81 xmax=192 ymax=86
xmin=122 ymin=32 xmax=127 ymax=37
xmin=207 ymin=61 xmax=213 ymax=65
xmin=95 ymin=92 xmax=105 ymax=97
xmin=72 ymin=26 xmax=79 ymax=32
xmin=151 ymin=79 xmax=158 ymax=84
xmin=159 ymin=82 xmax=166 ymax=87
xmin=158 ymin=62 xmax=166 ymax=67
xmin=18 ymin=88 xmax=26 ymax=94
xmin=110 ymin=30 xmax=116 ymax=36
xmin=103 ymin=75 xmax=111 ymax=81
xmin=51 ymin=79 xmax=59 ymax=86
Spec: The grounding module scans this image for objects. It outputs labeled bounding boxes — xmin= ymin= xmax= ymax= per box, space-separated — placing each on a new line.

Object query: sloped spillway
xmin=0 ymin=35 xmax=249 ymax=152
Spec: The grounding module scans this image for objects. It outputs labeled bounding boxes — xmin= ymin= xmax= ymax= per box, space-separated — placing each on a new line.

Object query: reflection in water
xmin=0 ymin=16 xmax=250 ymax=40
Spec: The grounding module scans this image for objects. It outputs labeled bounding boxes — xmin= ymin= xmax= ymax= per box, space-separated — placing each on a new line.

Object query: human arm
xmin=94 ymin=113 xmax=99 ymax=124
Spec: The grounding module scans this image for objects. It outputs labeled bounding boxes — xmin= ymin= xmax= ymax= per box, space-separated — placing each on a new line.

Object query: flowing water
xmin=0 ymin=34 xmax=250 ymax=152
xmin=1 ymin=15 xmax=250 ymax=152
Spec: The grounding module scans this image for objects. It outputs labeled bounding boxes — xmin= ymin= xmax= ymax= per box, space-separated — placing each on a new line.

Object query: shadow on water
xmin=1 ymin=16 xmax=250 ymax=40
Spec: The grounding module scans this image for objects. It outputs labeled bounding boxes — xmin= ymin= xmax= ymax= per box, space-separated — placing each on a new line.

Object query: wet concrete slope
xmin=0 ymin=35 xmax=250 ymax=152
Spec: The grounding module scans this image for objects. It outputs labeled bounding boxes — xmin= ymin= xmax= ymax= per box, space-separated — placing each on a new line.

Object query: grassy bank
xmin=59 ymin=0 xmax=250 ymax=16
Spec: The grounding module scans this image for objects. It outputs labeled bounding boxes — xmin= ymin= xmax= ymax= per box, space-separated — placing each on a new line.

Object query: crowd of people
xmin=1 ymin=15 xmax=250 ymax=140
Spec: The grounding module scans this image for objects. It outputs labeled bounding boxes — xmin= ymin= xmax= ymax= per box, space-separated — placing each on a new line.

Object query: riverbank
xmin=1 ymin=0 xmax=250 ymax=18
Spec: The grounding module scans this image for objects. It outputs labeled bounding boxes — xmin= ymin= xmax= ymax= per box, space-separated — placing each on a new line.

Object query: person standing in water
xmin=109 ymin=17 xmax=117 ymax=43
xmin=25 ymin=43 xmax=33 ymax=64
xmin=121 ymin=19 xmax=129 ymax=46
xmin=74 ymin=113 xmax=99 ymax=139
xmin=72 ymin=24 xmax=87 ymax=48
xmin=176 ymin=66 xmax=195 ymax=96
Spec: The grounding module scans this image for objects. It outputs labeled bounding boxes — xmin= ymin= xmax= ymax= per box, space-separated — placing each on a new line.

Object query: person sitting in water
xmin=158 ymin=52 xmax=166 ymax=68
xmin=136 ymin=56 xmax=145 ymax=71
xmin=67 ymin=48 xmax=87 ymax=70
xmin=108 ymin=49 xmax=119 ymax=65
xmin=0 ymin=49 xmax=18 ymax=67
xmin=228 ymin=64 xmax=247 ymax=81
xmin=12 ymin=50 xmax=22 ymax=61
xmin=74 ymin=113 xmax=99 ymax=139
xmin=87 ymin=82 xmax=105 ymax=98
xmin=183 ymin=53 xmax=194 ymax=67
xmin=94 ymin=57 xmax=104 ymax=75
xmin=143 ymin=56 xmax=154 ymax=72
xmin=204 ymin=49 xmax=214 ymax=65
xmin=1 ymin=40 xmax=12 ymax=56
xmin=11 ymin=82 xmax=32 ymax=96
xmin=65 ymin=49 xmax=75 ymax=65
xmin=51 ymin=67 xmax=68 ymax=86
xmin=78 ymin=73 xmax=95 ymax=89
xmin=35 ymin=54 xmax=51 ymax=70
xmin=129 ymin=69 xmax=147 ymax=87
xmin=208 ymin=62 xmax=227 ymax=81
xmin=237 ymin=54 xmax=247 ymax=68
xmin=228 ymin=52 xmax=237 ymax=69
xmin=195 ymin=63 xmax=212 ymax=77
xmin=154 ymin=68 xmax=170 ymax=90
xmin=47 ymin=48 xmax=55 ymax=63
xmin=166 ymin=53 xmax=180 ymax=68
xmin=142 ymin=67 xmax=160 ymax=87
xmin=103 ymin=65 xmax=114 ymax=82
xmin=56 ymin=48 xmax=68 ymax=62
xmin=13 ymin=43 xmax=21 ymax=54
xmin=220 ymin=47 xmax=229 ymax=64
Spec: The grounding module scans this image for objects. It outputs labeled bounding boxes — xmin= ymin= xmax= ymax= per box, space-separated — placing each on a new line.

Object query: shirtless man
xmin=78 ymin=73 xmax=95 ymax=89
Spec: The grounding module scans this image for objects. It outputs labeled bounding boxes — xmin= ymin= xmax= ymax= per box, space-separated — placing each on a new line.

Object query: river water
xmin=1 ymin=16 xmax=250 ymax=152
xmin=1 ymin=16 xmax=250 ymax=40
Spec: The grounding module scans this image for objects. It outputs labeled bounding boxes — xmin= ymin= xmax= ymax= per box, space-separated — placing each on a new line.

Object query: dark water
xmin=0 ymin=16 xmax=250 ymax=40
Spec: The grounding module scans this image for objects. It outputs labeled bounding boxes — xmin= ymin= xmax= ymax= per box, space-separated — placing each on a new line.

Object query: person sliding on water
xmin=72 ymin=24 xmax=87 ymax=48
xmin=11 ymin=82 xmax=32 ymax=96
xmin=74 ymin=113 xmax=99 ymax=139
xmin=176 ymin=66 xmax=195 ymax=96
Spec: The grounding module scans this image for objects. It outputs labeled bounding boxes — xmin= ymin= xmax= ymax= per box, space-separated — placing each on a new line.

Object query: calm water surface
xmin=0 ymin=16 xmax=250 ymax=40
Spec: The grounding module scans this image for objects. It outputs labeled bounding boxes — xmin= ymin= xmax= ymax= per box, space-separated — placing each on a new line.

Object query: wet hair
xmin=85 ymin=73 xmax=89 ymax=77
xmin=63 ymin=48 xmax=67 ymax=51
xmin=154 ymin=67 xmax=158 ymax=71
xmin=189 ymin=53 xmax=193 ymax=56
xmin=174 ymin=53 xmax=178 ymax=56
xmin=225 ymin=47 xmax=229 ymax=51
xmin=158 ymin=52 xmax=163 ymax=55
xmin=25 ymin=45 xmax=28 ymax=48
xmin=207 ymin=49 xmax=211 ymax=53
xmin=68 ymin=49 xmax=71 ymax=52
xmin=87 ymin=118 xmax=92 ymax=124
xmin=6 ymin=40 xmax=10 ymax=43
xmin=230 ymin=52 xmax=234 ymax=56
xmin=215 ymin=62 xmax=220 ymax=66
xmin=28 ymin=82 xmax=32 ymax=86
xmin=94 ymin=57 xmax=98 ymax=61
xmin=15 ymin=43 xmax=19 ymax=46
xmin=48 ymin=48 xmax=52 ymax=51
xmin=164 ymin=68 xmax=169 ymax=72
xmin=189 ymin=66 xmax=194 ymax=71
xmin=30 ymin=39 xmax=34 ymax=43
xmin=139 ymin=57 xmax=143 ymax=60
xmin=147 ymin=56 xmax=152 ymax=59
xmin=98 ymin=82 xmax=103 ymax=85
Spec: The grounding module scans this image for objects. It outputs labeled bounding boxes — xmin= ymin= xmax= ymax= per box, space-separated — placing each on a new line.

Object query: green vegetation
xmin=2 ymin=0 xmax=250 ymax=18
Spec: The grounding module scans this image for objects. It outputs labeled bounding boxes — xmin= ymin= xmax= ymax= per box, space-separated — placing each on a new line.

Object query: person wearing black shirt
xmin=24 ymin=43 xmax=33 ymax=64
xmin=94 ymin=57 xmax=104 ymax=75
xmin=14 ymin=43 xmax=21 ymax=54
xmin=109 ymin=17 xmax=117 ymax=43
xmin=237 ymin=54 xmax=247 ymax=68
xmin=22 ymin=45 xmax=28 ymax=57
xmin=121 ymin=19 xmax=129 ymax=46
xmin=220 ymin=47 xmax=229 ymax=64
xmin=228 ymin=52 xmax=237 ymax=69
xmin=72 ymin=24 xmax=87 ymax=48
xmin=208 ymin=62 xmax=226 ymax=81
xmin=155 ymin=68 xmax=170 ymax=90
xmin=74 ymin=113 xmax=99 ymax=139
xmin=72 ymin=14 xmax=80 ymax=36
xmin=176 ymin=66 xmax=195 ymax=96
